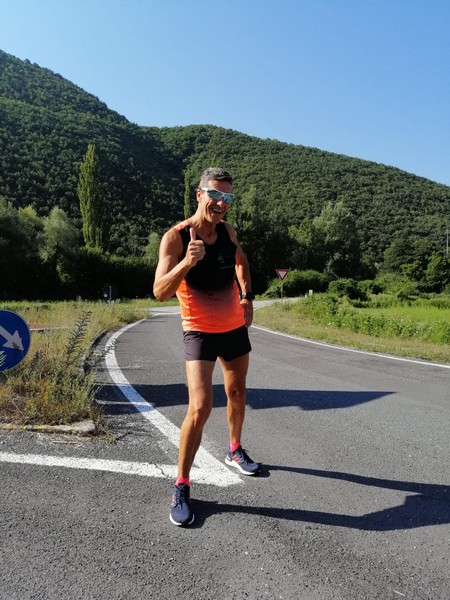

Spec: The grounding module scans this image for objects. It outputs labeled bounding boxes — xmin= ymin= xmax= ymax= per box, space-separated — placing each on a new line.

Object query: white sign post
xmin=275 ymin=269 xmax=289 ymax=303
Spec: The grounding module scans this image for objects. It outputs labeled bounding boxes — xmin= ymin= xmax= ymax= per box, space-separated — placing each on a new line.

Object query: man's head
xmin=195 ymin=167 xmax=234 ymax=223
xmin=199 ymin=167 xmax=233 ymax=188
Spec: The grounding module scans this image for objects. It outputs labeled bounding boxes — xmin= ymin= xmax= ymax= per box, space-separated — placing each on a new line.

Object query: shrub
xmin=327 ymin=278 xmax=368 ymax=301
xmin=263 ymin=269 xmax=329 ymax=297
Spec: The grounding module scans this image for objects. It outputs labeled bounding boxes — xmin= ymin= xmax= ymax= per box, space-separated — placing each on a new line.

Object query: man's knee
xmin=227 ymin=385 xmax=246 ymax=405
xmin=187 ymin=403 xmax=212 ymax=427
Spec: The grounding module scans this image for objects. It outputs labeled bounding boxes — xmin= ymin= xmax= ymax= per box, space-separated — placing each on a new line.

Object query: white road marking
xmin=0 ymin=315 xmax=241 ymax=487
xmin=103 ymin=320 xmax=242 ymax=487
xmin=252 ymin=325 xmax=450 ymax=369
xmin=0 ymin=452 xmax=236 ymax=486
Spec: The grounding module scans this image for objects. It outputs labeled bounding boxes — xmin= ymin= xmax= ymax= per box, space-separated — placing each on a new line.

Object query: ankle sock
xmin=229 ymin=441 xmax=241 ymax=453
xmin=176 ymin=477 xmax=190 ymax=486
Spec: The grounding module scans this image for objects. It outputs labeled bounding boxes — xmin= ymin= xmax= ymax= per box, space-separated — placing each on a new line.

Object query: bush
xmin=263 ymin=269 xmax=329 ymax=297
xmin=327 ymin=278 xmax=368 ymax=301
xmin=358 ymin=279 xmax=383 ymax=295
xmin=57 ymin=248 xmax=153 ymax=299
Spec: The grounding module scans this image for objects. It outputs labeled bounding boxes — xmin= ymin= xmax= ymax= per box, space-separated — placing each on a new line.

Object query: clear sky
xmin=1 ymin=0 xmax=449 ymax=186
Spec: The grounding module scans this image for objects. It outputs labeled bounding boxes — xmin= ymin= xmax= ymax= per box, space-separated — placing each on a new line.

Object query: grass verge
xmin=0 ymin=300 xmax=151 ymax=427
xmin=253 ymin=296 xmax=450 ymax=365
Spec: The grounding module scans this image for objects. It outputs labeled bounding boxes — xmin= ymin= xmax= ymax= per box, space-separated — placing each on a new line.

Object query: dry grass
xmin=0 ymin=300 xmax=148 ymax=425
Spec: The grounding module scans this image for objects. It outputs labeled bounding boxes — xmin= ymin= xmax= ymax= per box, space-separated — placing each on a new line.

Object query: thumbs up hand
xmin=186 ymin=226 xmax=205 ymax=267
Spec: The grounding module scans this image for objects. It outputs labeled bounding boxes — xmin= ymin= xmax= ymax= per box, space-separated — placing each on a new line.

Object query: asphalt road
xmin=1 ymin=306 xmax=449 ymax=599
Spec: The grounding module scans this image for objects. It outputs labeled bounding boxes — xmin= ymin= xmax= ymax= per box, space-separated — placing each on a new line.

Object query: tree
xmin=0 ymin=198 xmax=44 ymax=299
xmin=18 ymin=205 xmax=44 ymax=257
xmin=423 ymin=252 xmax=450 ymax=292
xmin=183 ymin=166 xmax=192 ymax=219
xmin=41 ymin=207 xmax=79 ymax=262
xmin=77 ymin=143 xmax=103 ymax=249
xmin=310 ymin=201 xmax=361 ymax=277
xmin=144 ymin=232 xmax=161 ymax=269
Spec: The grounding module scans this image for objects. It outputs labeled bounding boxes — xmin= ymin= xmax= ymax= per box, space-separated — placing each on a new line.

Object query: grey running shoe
xmin=225 ymin=446 xmax=260 ymax=475
xmin=170 ymin=483 xmax=195 ymax=526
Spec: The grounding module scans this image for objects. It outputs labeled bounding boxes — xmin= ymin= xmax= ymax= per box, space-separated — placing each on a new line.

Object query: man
xmin=153 ymin=167 xmax=259 ymax=526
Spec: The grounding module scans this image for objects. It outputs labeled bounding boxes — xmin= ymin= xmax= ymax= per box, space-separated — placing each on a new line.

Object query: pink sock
xmin=230 ymin=441 xmax=241 ymax=452
xmin=176 ymin=477 xmax=190 ymax=486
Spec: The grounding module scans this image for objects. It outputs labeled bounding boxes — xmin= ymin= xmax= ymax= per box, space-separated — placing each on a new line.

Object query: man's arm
xmin=153 ymin=226 xmax=205 ymax=301
xmin=225 ymin=223 xmax=254 ymax=327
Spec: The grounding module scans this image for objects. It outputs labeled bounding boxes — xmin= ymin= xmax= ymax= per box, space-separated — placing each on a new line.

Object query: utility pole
xmin=447 ymin=228 xmax=449 ymax=259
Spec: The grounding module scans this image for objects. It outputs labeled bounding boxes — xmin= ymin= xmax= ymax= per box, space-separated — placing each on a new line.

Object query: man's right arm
xmin=153 ymin=227 xmax=205 ymax=301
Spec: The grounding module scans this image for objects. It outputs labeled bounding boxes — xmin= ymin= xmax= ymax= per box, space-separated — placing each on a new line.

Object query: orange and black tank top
xmin=174 ymin=221 xmax=245 ymax=333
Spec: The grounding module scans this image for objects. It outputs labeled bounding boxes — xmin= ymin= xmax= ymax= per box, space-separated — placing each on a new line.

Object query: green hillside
xmin=1 ymin=49 xmax=449 ymax=296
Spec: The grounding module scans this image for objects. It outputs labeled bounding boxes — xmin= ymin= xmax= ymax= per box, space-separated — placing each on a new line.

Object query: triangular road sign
xmin=276 ymin=269 xmax=289 ymax=281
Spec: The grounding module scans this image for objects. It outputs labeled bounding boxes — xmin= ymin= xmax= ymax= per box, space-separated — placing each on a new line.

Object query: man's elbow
xmin=153 ymin=286 xmax=174 ymax=303
xmin=153 ymin=291 xmax=165 ymax=302
xmin=153 ymin=283 xmax=164 ymax=302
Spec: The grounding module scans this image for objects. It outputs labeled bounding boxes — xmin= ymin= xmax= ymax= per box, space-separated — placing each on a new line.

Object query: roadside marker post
xmin=275 ymin=269 xmax=289 ymax=303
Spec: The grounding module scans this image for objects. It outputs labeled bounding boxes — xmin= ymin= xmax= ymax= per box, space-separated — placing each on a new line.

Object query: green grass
xmin=254 ymin=294 xmax=450 ymax=364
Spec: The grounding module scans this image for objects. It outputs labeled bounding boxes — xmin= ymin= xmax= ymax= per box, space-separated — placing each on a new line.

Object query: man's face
xmin=196 ymin=179 xmax=233 ymax=223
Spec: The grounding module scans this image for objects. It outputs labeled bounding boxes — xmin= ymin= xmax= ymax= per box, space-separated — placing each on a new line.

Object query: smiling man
xmin=153 ymin=167 xmax=260 ymax=526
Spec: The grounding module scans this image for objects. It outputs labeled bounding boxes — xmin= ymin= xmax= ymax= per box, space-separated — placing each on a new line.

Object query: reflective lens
xmin=200 ymin=187 xmax=234 ymax=205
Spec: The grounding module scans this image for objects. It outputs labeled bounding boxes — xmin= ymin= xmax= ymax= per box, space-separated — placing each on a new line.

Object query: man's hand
xmin=186 ymin=226 xmax=205 ymax=267
xmin=240 ymin=299 xmax=254 ymax=328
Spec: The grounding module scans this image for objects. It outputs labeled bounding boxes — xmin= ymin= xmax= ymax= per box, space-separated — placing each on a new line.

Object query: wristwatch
xmin=240 ymin=291 xmax=255 ymax=301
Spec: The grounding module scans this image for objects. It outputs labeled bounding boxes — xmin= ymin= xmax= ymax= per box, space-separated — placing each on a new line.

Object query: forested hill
xmin=1 ymin=48 xmax=449 ymax=291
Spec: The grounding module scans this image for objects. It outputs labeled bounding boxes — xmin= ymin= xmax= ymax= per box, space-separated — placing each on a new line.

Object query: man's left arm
xmin=225 ymin=223 xmax=254 ymax=327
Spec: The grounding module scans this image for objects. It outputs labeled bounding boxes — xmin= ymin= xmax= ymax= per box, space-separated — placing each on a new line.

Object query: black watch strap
xmin=240 ymin=291 xmax=255 ymax=301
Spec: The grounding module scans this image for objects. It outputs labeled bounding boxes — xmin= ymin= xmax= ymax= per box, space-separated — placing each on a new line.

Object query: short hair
xmin=199 ymin=167 xmax=233 ymax=188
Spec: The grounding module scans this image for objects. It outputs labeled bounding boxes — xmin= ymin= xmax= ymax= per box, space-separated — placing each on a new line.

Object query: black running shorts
xmin=183 ymin=326 xmax=252 ymax=362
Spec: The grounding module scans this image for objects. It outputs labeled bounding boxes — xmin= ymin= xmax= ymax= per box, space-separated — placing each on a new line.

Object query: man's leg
xmin=220 ymin=353 xmax=259 ymax=475
xmin=178 ymin=359 xmax=215 ymax=478
xmin=219 ymin=353 xmax=249 ymax=444
xmin=170 ymin=360 xmax=215 ymax=526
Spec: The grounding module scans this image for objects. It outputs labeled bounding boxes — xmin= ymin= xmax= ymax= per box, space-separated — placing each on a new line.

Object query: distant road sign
xmin=0 ymin=310 xmax=31 ymax=371
xmin=276 ymin=269 xmax=289 ymax=281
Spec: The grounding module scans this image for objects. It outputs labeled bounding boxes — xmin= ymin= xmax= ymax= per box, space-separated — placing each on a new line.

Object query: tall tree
xmin=77 ymin=143 xmax=103 ymax=249
xmin=183 ymin=166 xmax=192 ymax=219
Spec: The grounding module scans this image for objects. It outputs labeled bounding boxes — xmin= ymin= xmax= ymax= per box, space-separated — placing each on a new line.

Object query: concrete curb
xmin=0 ymin=419 xmax=97 ymax=436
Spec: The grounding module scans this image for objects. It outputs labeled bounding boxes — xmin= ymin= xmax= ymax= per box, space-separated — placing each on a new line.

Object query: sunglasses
xmin=200 ymin=187 xmax=234 ymax=205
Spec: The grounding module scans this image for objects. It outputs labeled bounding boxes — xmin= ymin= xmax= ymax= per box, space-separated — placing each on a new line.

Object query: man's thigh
xmin=185 ymin=360 xmax=216 ymax=408
xmin=219 ymin=353 xmax=249 ymax=393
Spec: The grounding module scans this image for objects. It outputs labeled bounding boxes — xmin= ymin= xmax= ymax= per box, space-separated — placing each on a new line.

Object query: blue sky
xmin=1 ymin=0 xmax=449 ymax=186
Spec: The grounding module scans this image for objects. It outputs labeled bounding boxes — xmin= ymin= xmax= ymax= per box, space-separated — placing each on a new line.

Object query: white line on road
xmin=0 ymin=315 xmax=241 ymax=487
xmin=0 ymin=452 xmax=236 ymax=486
xmin=251 ymin=325 xmax=450 ymax=369
xmin=104 ymin=320 xmax=242 ymax=487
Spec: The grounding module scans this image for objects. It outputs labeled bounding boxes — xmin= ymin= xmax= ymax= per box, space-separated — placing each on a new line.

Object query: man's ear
xmin=195 ymin=188 xmax=202 ymax=203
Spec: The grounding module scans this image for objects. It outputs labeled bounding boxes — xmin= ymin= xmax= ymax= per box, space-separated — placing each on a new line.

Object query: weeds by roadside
xmin=0 ymin=300 xmax=147 ymax=426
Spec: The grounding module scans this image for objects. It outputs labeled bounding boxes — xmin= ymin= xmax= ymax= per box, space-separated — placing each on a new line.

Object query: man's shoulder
xmin=173 ymin=219 xmax=191 ymax=232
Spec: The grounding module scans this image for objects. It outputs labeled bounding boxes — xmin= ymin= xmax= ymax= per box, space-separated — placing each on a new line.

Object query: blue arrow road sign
xmin=0 ymin=310 xmax=31 ymax=372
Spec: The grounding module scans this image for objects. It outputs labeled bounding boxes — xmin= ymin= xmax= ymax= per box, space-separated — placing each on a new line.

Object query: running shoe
xmin=170 ymin=483 xmax=195 ymax=526
xmin=225 ymin=446 xmax=260 ymax=475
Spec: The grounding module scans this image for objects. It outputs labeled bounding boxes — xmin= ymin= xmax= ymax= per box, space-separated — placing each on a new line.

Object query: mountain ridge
xmin=1 ymin=48 xmax=449 ymax=291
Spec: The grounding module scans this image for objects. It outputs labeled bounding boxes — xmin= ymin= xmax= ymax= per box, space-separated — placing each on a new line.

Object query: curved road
xmin=1 ymin=307 xmax=449 ymax=599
